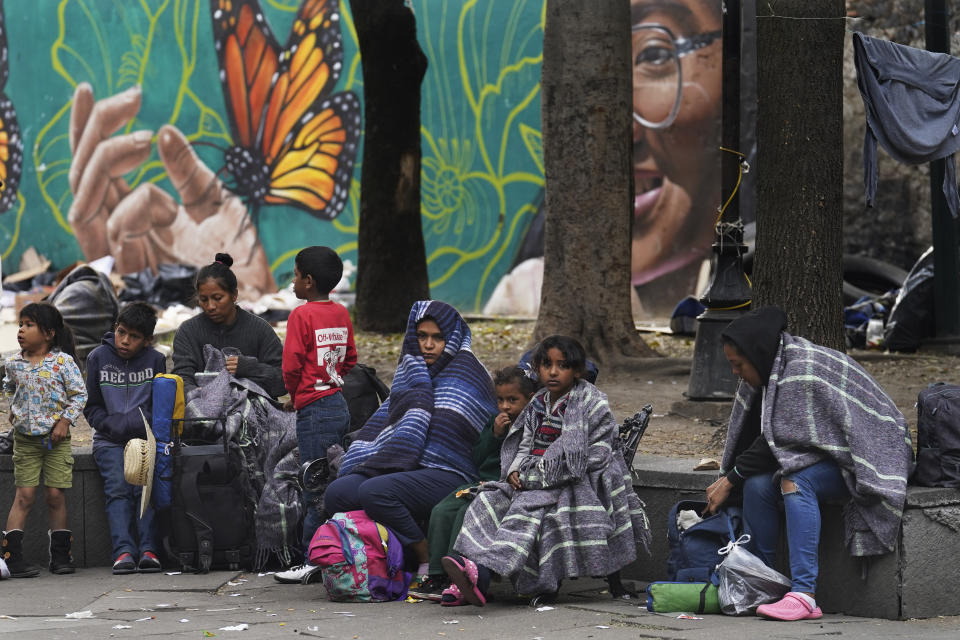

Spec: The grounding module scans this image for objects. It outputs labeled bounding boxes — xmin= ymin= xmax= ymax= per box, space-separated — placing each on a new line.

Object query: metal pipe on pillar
xmin=686 ymin=0 xmax=753 ymax=400
xmin=925 ymin=0 xmax=960 ymax=340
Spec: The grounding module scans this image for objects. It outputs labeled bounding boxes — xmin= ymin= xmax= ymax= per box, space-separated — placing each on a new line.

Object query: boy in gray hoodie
xmin=84 ymin=302 xmax=166 ymax=574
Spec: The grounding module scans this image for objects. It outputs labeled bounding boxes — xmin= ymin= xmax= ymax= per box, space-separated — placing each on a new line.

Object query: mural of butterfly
xmin=0 ymin=0 xmax=22 ymax=214
xmin=209 ymin=0 xmax=360 ymax=220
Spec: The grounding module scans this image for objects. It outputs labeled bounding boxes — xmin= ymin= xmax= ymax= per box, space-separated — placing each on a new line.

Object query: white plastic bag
xmin=716 ymin=535 xmax=791 ymax=615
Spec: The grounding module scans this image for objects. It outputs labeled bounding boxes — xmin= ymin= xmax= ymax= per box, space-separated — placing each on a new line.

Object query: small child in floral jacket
xmin=2 ymin=303 xmax=87 ymax=578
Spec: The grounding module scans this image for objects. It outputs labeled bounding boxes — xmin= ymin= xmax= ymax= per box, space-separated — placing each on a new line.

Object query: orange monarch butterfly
xmin=0 ymin=0 xmax=21 ymax=213
xmin=209 ymin=0 xmax=360 ymax=220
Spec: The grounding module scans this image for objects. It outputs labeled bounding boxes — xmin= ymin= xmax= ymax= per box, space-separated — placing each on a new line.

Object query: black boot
xmin=2 ymin=529 xmax=40 ymax=578
xmin=48 ymin=529 xmax=76 ymax=574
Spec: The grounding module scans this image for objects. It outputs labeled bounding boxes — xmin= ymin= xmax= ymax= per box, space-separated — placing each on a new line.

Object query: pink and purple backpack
xmin=308 ymin=510 xmax=411 ymax=602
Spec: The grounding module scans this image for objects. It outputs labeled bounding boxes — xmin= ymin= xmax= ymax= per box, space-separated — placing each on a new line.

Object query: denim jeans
xmin=297 ymin=392 xmax=351 ymax=550
xmin=742 ymin=460 xmax=850 ymax=594
xmin=93 ymin=441 xmax=156 ymax=559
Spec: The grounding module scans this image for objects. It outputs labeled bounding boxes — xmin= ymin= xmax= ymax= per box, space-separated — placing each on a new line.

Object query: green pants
xmin=427 ymin=483 xmax=476 ymax=576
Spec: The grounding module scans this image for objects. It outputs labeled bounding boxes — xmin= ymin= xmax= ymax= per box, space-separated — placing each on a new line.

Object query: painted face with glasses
xmin=630 ymin=0 xmax=723 ymax=316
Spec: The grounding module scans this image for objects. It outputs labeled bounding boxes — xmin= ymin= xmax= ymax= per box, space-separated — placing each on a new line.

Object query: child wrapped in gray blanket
xmin=443 ymin=336 xmax=650 ymax=605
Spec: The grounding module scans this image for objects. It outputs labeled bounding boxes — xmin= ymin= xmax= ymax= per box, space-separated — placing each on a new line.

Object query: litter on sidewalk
xmin=64 ymin=610 xmax=94 ymax=619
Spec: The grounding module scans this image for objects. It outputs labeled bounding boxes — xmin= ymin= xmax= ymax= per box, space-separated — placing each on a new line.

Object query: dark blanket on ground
xmin=185 ymin=345 xmax=301 ymax=568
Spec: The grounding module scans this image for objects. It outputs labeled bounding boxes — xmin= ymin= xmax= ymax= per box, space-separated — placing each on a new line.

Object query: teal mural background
xmin=0 ymin=0 xmax=546 ymax=311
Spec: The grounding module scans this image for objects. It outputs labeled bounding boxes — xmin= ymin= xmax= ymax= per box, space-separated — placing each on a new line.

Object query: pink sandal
xmin=441 ymin=556 xmax=486 ymax=607
xmin=756 ymin=592 xmax=823 ymax=621
xmin=441 ymin=583 xmax=467 ymax=606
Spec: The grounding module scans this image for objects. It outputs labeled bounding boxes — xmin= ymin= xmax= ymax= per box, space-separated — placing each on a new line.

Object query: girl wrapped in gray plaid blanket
xmin=449 ymin=336 xmax=650 ymax=601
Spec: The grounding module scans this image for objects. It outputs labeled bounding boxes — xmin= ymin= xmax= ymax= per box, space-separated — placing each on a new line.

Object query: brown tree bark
xmin=753 ymin=1 xmax=845 ymax=350
xmin=351 ymin=0 xmax=430 ymax=333
xmin=534 ymin=0 xmax=655 ymax=364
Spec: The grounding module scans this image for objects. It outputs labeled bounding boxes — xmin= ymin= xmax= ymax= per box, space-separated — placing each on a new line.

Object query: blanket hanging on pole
xmin=853 ymin=32 xmax=960 ymax=217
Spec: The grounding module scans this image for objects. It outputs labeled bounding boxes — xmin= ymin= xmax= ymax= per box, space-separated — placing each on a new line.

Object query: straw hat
xmin=123 ymin=408 xmax=156 ymax=519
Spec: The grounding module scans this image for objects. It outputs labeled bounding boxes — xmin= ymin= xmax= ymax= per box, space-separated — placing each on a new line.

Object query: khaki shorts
xmin=12 ymin=431 xmax=74 ymax=488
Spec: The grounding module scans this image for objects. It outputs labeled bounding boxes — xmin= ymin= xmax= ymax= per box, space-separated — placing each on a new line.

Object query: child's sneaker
xmin=113 ymin=552 xmax=137 ymax=575
xmin=408 ymin=575 xmax=449 ymax=602
xmin=138 ymin=551 xmax=162 ymax=573
xmin=274 ymin=563 xmax=322 ymax=584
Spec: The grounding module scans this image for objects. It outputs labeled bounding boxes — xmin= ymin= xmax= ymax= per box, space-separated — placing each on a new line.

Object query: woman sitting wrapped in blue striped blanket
xmin=443 ymin=335 xmax=650 ymax=606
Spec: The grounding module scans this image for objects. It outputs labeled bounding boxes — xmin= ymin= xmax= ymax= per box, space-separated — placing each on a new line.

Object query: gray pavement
xmin=2 ymin=569 xmax=960 ymax=639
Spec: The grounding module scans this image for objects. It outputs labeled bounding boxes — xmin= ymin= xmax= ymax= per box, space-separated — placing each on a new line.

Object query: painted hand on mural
xmin=66 ymin=83 xmax=277 ymax=300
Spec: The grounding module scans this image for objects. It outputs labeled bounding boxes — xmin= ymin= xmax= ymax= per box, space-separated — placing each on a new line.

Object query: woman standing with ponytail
xmin=172 ymin=253 xmax=285 ymax=399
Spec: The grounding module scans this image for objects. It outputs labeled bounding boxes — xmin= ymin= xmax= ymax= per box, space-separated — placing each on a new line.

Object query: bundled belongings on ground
xmin=883 ymin=248 xmax=935 ymax=352
xmin=168 ymin=344 xmax=301 ymax=572
xmin=49 ymin=264 xmax=119 ymax=362
xmin=841 ymin=248 xmax=940 ymax=352
xmin=119 ymin=264 xmax=198 ymax=309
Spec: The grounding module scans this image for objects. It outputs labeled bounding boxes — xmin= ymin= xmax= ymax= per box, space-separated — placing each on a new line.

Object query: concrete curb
xmin=4 ymin=450 xmax=960 ymax=619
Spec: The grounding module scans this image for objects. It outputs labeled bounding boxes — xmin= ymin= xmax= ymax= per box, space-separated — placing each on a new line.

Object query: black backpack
xmin=342 ymin=364 xmax=389 ymax=432
xmin=167 ymin=419 xmax=257 ymax=572
xmin=914 ymin=383 xmax=960 ymax=487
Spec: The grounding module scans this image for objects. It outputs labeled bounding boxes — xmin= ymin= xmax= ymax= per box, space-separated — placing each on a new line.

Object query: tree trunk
xmin=535 ymin=0 xmax=654 ymax=364
xmin=753 ymin=1 xmax=845 ymax=350
xmin=351 ymin=0 xmax=430 ymax=333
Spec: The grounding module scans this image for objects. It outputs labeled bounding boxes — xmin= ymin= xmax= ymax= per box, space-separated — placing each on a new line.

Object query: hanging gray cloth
xmin=853 ymin=32 xmax=960 ymax=217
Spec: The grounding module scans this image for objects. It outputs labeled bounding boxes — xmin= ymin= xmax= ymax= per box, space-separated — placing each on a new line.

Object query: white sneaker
xmin=274 ymin=563 xmax=321 ymax=584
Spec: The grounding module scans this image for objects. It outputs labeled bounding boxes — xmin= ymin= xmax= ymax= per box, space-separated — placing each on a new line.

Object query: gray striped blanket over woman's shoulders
xmin=453 ymin=379 xmax=650 ymax=595
xmin=721 ymin=333 xmax=913 ymax=556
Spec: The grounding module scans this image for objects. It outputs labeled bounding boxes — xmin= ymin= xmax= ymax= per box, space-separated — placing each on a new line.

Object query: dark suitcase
xmin=167 ymin=418 xmax=256 ymax=573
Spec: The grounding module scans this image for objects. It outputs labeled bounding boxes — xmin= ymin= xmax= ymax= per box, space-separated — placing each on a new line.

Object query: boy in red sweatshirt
xmin=280 ymin=247 xmax=357 ymax=581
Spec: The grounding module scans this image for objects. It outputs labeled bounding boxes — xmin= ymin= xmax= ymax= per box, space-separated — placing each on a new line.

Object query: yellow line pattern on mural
xmin=499 ymin=83 xmax=540 ymax=178
xmin=34 ymin=98 xmax=75 ymax=234
xmin=270 ymin=241 xmax=358 ymax=276
xmin=412 ymin=0 xmax=543 ymax=306
xmin=1 ymin=192 xmax=27 ymax=260
xmin=475 ymin=201 xmax=536 ymax=309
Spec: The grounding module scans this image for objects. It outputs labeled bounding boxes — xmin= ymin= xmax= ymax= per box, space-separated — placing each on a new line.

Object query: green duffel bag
xmin=646 ymin=581 xmax=721 ymax=614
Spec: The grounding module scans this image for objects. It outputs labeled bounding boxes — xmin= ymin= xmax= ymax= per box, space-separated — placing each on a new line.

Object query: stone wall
xmin=625 ymin=454 xmax=960 ymax=620
xmin=0 ymin=448 xmax=112 ymax=569
xmin=6 ymin=449 xmax=960 ymax=619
